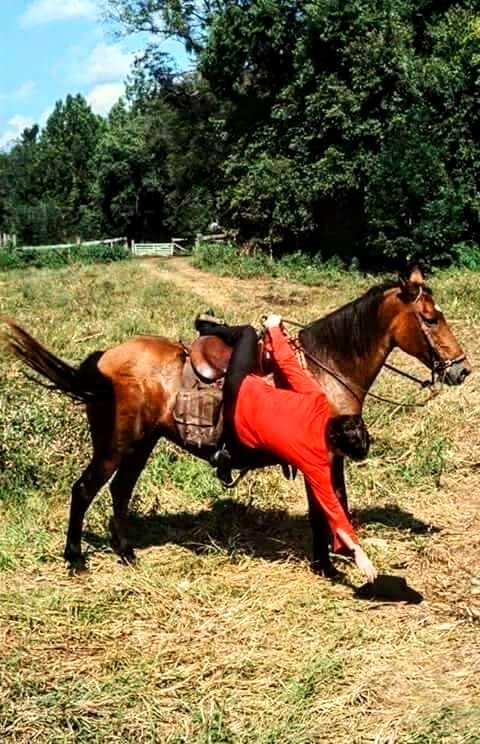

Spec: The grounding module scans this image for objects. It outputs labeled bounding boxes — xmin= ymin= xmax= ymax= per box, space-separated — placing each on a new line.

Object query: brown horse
xmin=4 ymin=267 xmax=470 ymax=575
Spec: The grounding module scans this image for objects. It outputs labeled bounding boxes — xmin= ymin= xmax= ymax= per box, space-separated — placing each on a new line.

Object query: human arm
xmin=306 ymin=464 xmax=378 ymax=583
xmin=336 ymin=528 xmax=378 ymax=583
xmin=264 ymin=315 xmax=321 ymax=395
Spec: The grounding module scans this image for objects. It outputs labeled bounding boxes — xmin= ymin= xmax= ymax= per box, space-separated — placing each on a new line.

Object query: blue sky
xmin=0 ymin=0 xmax=192 ymax=149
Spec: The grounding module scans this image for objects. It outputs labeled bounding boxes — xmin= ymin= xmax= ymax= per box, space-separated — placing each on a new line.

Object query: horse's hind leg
xmin=109 ymin=434 xmax=160 ymax=563
xmin=64 ymin=454 xmax=120 ymax=568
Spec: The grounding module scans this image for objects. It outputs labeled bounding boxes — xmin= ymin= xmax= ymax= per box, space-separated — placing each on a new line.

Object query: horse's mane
xmin=300 ymin=281 xmax=401 ymax=361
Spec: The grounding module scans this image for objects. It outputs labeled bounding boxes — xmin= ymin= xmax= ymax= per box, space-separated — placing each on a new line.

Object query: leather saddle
xmin=186 ymin=335 xmax=271 ymax=383
xmin=177 ymin=334 xmax=296 ymax=482
xmin=189 ymin=335 xmax=233 ymax=382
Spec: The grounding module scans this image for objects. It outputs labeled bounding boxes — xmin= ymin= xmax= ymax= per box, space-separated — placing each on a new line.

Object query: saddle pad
xmin=174 ymin=388 xmax=223 ymax=449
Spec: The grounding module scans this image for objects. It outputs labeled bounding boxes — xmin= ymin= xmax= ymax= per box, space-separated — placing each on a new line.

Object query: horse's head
xmin=389 ymin=267 xmax=471 ymax=386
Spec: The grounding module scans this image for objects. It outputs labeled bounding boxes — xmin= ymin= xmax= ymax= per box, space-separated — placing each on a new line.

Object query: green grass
xmin=403 ymin=706 xmax=480 ymax=743
xmin=193 ymin=242 xmax=355 ymax=285
xmin=0 ymin=241 xmax=130 ymax=270
xmin=1 ymin=256 xmax=479 ymax=742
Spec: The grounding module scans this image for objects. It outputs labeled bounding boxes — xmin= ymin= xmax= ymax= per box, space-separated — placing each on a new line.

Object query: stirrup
xmin=216 ymin=462 xmax=235 ymax=486
xmin=209 ymin=446 xmax=232 ymax=468
xmin=209 ymin=446 xmax=235 ymax=486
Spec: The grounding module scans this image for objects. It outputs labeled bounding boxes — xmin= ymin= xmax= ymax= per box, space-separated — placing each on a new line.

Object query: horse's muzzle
xmin=444 ymin=359 xmax=471 ymax=386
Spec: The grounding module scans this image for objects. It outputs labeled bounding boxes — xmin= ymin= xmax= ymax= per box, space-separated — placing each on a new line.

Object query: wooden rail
xmin=15 ymin=237 xmax=127 ymax=251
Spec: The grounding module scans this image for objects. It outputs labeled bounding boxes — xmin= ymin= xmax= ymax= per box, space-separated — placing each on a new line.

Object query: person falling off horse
xmin=196 ymin=311 xmax=378 ymax=583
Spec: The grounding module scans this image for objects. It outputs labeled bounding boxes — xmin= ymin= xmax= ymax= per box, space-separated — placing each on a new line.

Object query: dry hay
xmin=1 ymin=259 xmax=480 ymax=743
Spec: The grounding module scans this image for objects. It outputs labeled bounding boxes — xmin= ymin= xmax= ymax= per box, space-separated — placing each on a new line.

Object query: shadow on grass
xmin=84 ymin=499 xmax=437 ymax=564
xmin=355 ymin=574 xmax=423 ymax=603
xmin=354 ymin=504 xmax=440 ymax=534
xmin=83 ymin=500 xmax=426 ymax=602
xmin=85 ymin=499 xmax=312 ymax=562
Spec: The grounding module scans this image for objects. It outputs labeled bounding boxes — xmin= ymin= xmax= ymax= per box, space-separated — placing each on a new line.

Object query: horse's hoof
xmin=311 ymin=560 xmax=340 ymax=580
xmin=119 ymin=547 xmax=137 ymax=566
xmin=110 ymin=532 xmax=136 ymax=565
xmin=64 ymin=548 xmax=87 ymax=573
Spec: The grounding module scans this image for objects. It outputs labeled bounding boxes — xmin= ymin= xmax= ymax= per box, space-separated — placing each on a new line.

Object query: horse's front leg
xmin=331 ymin=454 xmax=348 ymax=516
xmin=331 ymin=454 xmax=357 ymax=561
xmin=305 ymin=481 xmax=338 ymax=578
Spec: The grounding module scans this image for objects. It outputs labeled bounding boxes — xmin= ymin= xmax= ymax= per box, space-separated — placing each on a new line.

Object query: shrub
xmin=193 ymin=242 xmax=357 ymax=285
xmin=0 ymin=242 xmax=130 ymax=271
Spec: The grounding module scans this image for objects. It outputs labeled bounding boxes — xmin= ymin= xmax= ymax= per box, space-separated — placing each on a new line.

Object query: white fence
xmin=132 ymin=238 xmax=189 ymax=257
xmin=132 ymin=242 xmax=174 ymax=257
xmin=1 ymin=233 xmax=16 ymax=248
xmin=16 ymin=237 xmax=127 ymax=252
xmin=2 ymin=235 xmax=191 ymax=257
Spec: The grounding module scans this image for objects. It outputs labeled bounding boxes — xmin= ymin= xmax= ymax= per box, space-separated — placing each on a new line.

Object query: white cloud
xmin=20 ymin=0 xmax=96 ymax=27
xmin=12 ymin=82 xmax=35 ymax=99
xmin=0 ymin=115 xmax=34 ymax=150
xmin=86 ymin=82 xmax=125 ymax=116
xmin=0 ymin=82 xmax=35 ymax=102
xmin=79 ymin=42 xmax=135 ymax=85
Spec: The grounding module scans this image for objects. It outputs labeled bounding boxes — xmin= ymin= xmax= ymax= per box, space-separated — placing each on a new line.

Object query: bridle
xmin=279 ymin=285 xmax=465 ymax=408
xmin=407 ymin=285 xmax=466 ymax=382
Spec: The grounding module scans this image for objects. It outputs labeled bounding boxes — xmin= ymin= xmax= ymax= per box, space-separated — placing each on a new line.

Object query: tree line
xmin=1 ymin=0 xmax=479 ymax=268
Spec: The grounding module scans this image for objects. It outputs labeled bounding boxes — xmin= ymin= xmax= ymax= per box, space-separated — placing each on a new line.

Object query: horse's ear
xmin=398 ymin=264 xmax=425 ymax=302
xmin=408 ymin=265 xmax=425 ymax=285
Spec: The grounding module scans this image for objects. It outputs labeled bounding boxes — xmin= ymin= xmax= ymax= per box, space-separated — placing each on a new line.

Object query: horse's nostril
xmin=446 ymin=364 xmax=471 ymax=385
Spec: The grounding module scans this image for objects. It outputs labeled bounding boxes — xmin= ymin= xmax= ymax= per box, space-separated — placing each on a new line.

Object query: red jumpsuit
xmin=233 ymin=325 xmax=358 ymax=549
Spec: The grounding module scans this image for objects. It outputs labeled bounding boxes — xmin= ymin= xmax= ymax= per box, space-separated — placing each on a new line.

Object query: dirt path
xmin=140 ymin=256 xmax=266 ymax=301
xmin=140 ymin=256 xmax=314 ymax=320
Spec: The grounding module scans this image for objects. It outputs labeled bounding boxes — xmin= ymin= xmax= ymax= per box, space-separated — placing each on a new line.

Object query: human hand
xmin=264 ymin=313 xmax=283 ymax=329
xmin=353 ymin=545 xmax=378 ymax=583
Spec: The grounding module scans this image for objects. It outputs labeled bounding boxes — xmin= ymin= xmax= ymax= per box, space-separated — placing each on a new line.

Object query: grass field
xmin=1 ymin=257 xmax=479 ymax=743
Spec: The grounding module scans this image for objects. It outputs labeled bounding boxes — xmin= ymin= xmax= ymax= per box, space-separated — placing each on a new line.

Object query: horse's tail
xmin=4 ymin=320 xmax=109 ymax=404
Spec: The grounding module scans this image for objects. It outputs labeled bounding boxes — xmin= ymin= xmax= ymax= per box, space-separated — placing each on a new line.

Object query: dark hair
xmin=326 ymin=415 xmax=370 ymax=460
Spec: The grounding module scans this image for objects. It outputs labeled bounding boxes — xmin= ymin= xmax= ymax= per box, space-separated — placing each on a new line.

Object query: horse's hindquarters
xmin=96 ymin=336 xmax=186 ymax=442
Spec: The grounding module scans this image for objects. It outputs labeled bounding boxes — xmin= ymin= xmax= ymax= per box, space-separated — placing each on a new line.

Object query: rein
xmin=294 ymin=340 xmax=438 ymax=408
xmin=279 ymin=289 xmax=459 ymax=408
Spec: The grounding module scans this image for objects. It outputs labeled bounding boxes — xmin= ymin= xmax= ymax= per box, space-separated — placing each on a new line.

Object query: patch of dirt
xmin=139 ymin=257 xmax=312 ymax=321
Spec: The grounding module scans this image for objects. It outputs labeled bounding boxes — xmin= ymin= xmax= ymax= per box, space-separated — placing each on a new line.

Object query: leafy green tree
xmin=39 ymin=95 xmax=104 ymax=241
xmin=196 ymin=0 xmax=480 ymax=265
xmin=133 ymin=74 xmax=224 ymax=237
xmin=2 ymin=1 xmax=479 ymax=266
xmin=106 ymin=0 xmax=222 ymax=54
xmin=90 ymin=99 xmax=168 ymax=240
xmin=0 ymin=97 xmax=104 ymax=244
xmin=0 ymin=124 xmax=57 ymax=245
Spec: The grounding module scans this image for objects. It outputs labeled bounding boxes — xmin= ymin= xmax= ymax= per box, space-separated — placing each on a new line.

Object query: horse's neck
xmin=307 ymin=322 xmax=393 ymax=413
xmin=351 ymin=335 xmax=393 ymax=392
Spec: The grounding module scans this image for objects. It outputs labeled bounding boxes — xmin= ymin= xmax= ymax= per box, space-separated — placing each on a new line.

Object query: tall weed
xmin=193 ymin=242 xmax=359 ymax=285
